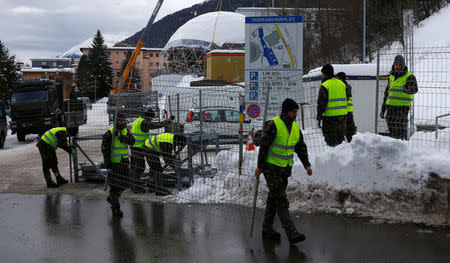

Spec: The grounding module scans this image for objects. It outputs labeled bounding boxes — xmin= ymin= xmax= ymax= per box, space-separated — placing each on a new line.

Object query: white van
xmin=184 ymin=106 xmax=262 ymax=144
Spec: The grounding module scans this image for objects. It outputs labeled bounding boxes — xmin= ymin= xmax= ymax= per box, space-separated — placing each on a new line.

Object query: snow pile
xmin=163 ymin=11 xmax=245 ymax=51
xmin=170 ymin=132 xmax=450 ymax=226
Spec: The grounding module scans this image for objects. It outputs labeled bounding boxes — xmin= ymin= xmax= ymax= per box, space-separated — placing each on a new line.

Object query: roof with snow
xmin=22 ymin=68 xmax=76 ymax=74
xmin=163 ymin=11 xmax=245 ymax=52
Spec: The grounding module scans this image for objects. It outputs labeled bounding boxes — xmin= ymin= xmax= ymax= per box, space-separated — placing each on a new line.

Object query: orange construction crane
xmin=111 ymin=0 xmax=164 ymax=94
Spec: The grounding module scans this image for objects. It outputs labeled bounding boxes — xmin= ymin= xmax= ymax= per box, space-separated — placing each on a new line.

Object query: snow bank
xmin=170 ymin=132 xmax=450 ymax=226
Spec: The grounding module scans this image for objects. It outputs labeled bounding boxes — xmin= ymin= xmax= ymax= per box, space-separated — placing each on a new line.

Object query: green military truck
xmin=0 ymin=100 xmax=7 ymax=148
xmin=9 ymin=79 xmax=86 ymax=142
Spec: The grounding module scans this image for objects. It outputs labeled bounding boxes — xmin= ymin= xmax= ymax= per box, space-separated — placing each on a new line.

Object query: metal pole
xmin=250 ymin=85 xmax=271 ymax=238
xmin=199 ymin=89 xmax=204 ymax=181
xmin=94 ymin=77 xmax=97 ymax=102
xmin=363 ymin=0 xmax=366 ymax=63
xmin=374 ymin=50 xmax=380 ymax=134
xmin=176 ymin=94 xmax=180 ymax=122
xmin=272 ymin=0 xmax=274 ymax=8
xmin=67 ymin=101 xmax=72 ymax=183
xmin=238 ymin=94 xmax=244 ymax=176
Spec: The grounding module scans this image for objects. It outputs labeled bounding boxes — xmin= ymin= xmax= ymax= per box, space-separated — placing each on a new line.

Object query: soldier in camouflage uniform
xmin=101 ymin=114 xmax=135 ymax=217
xmin=380 ymin=55 xmax=418 ymax=139
xmin=37 ymin=126 xmax=78 ymax=188
xmin=254 ymin=98 xmax=313 ymax=245
xmin=317 ymin=64 xmax=348 ymax=147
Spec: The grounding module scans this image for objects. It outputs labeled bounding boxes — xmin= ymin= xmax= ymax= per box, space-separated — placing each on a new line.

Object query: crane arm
xmin=111 ymin=0 xmax=164 ymax=94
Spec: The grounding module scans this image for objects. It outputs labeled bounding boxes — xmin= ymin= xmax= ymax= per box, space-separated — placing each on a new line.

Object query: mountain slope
xmin=122 ymin=0 xmax=266 ymax=48
xmin=57 ymin=33 xmax=131 ymax=58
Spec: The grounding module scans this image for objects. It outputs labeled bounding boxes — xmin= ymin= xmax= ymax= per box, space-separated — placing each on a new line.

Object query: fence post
xmin=375 ymin=50 xmax=380 ymax=135
xmin=250 ymin=85 xmax=271 ymax=238
xmin=176 ymin=93 xmax=180 ymax=122
xmin=238 ymin=94 xmax=244 ymax=176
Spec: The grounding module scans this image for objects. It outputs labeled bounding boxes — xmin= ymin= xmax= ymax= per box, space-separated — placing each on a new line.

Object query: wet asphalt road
xmin=0 ymin=193 xmax=449 ymax=263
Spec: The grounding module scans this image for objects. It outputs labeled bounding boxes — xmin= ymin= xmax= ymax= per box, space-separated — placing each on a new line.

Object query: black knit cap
xmin=321 ymin=63 xmax=334 ymax=77
xmin=282 ymin=98 xmax=299 ymax=113
xmin=336 ymin=72 xmax=347 ymax=82
xmin=394 ymin=55 xmax=405 ymax=67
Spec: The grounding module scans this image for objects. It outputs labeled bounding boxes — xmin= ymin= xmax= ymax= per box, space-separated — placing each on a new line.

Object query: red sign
xmin=247 ymin=104 xmax=261 ymax=118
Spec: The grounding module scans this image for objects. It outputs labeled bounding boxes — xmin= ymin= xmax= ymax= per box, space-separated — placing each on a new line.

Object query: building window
xmin=156 ymin=62 xmax=159 ymax=67
xmin=116 ymin=52 xmax=119 ymax=54
xmin=156 ymin=53 xmax=159 ymax=57
xmin=53 ymin=62 xmax=57 ymax=67
xmin=41 ymin=75 xmax=46 ymax=79
xmin=150 ymin=62 xmax=153 ymax=66
xmin=41 ymin=62 xmax=46 ymax=66
xmin=116 ymin=61 xmax=119 ymax=64
xmin=150 ymin=53 xmax=154 ymax=57
xmin=108 ymin=52 xmax=111 ymax=55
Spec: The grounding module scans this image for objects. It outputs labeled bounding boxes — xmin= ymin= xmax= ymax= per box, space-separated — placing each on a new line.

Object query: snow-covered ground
xmin=169 ymin=131 xmax=450 ymax=226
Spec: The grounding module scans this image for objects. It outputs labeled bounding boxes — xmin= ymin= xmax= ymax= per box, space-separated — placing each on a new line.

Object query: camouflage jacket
xmin=257 ymin=113 xmax=311 ymax=176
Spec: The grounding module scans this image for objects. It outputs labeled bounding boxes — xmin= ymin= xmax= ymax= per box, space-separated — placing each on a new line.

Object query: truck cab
xmin=9 ymin=79 xmax=89 ymax=141
xmin=0 ymin=100 xmax=7 ymax=148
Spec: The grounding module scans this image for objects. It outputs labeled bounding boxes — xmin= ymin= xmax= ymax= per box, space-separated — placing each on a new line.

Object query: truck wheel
xmin=17 ymin=132 xmax=26 ymax=142
xmin=0 ymin=132 xmax=5 ymax=149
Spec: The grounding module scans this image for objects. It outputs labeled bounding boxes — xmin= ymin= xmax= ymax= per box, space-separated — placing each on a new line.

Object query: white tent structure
xmin=162 ymin=11 xmax=245 ymax=74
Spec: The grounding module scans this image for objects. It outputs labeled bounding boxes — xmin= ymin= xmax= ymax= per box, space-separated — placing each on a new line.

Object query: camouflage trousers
xmin=322 ymin=116 xmax=347 ymax=147
xmin=263 ymin=171 xmax=290 ymax=208
xmin=386 ymin=106 xmax=409 ymax=140
xmin=37 ymin=140 xmax=58 ymax=170
xmin=346 ymin=113 xmax=357 ymax=142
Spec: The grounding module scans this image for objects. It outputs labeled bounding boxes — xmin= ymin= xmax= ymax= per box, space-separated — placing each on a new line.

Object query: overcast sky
xmin=0 ymin=0 xmax=206 ymax=63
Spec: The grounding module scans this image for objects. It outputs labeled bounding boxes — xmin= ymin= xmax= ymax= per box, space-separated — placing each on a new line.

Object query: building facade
xmin=22 ymin=58 xmax=76 ymax=98
xmin=80 ymin=47 xmax=166 ymax=92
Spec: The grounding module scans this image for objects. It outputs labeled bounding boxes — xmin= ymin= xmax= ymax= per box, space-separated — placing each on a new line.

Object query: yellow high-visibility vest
xmin=109 ymin=127 xmax=129 ymax=163
xmin=145 ymin=133 xmax=174 ymax=152
xmin=131 ymin=117 xmax=149 ymax=148
xmin=386 ymin=72 xmax=414 ymax=106
xmin=42 ymin=127 xmax=66 ymax=149
xmin=321 ymin=78 xmax=348 ymax=117
xmin=266 ymin=117 xmax=300 ymax=167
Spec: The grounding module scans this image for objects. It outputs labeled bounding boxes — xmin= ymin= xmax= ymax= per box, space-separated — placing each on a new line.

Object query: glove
xmin=379 ymin=111 xmax=385 ymax=119
xmin=170 ymin=115 xmax=175 ymax=121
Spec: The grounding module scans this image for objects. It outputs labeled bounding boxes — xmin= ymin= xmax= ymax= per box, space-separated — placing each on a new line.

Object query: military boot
xmin=262 ymin=203 xmax=281 ymax=240
xmin=43 ymin=169 xmax=58 ymax=188
xmin=278 ymin=207 xmax=305 ymax=244
xmin=55 ymin=175 xmax=68 ymax=185
xmin=53 ymin=169 xmax=68 ymax=185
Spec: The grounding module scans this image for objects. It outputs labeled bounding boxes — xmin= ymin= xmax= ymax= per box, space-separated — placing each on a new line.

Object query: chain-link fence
xmin=69 ymin=45 xmax=450 ymax=225
xmin=375 ymin=46 xmax=450 ymax=150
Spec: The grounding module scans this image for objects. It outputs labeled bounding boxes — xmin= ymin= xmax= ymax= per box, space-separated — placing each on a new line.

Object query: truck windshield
xmin=11 ymin=90 xmax=48 ymax=105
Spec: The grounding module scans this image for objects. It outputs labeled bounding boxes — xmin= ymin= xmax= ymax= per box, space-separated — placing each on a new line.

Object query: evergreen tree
xmin=76 ymin=54 xmax=93 ymax=99
xmin=0 ymin=40 xmax=19 ymax=101
xmin=119 ymin=50 xmax=142 ymax=91
xmin=87 ymin=30 xmax=113 ymax=100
